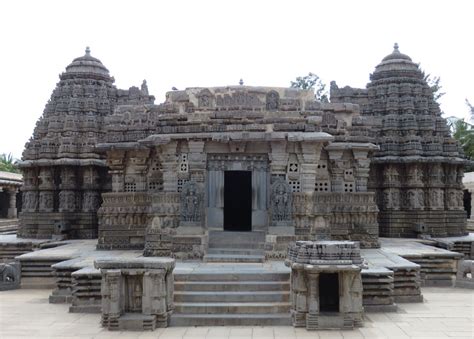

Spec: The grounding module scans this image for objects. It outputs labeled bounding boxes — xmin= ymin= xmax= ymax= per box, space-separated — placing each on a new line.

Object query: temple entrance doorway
xmin=319 ymin=273 xmax=340 ymax=312
xmin=224 ymin=171 xmax=251 ymax=231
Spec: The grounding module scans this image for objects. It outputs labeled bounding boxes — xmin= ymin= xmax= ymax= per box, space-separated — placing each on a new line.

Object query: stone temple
xmin=18 ymin=44 xmax=467 ymax=253
xmin=2 ymin=44 xmax=472 ymax=330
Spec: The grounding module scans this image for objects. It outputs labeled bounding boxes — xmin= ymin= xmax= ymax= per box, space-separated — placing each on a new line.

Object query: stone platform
xmin=0 ymin=234 xmax=49 ymax=262
xmin=0 ymin=234 xmax=468 ymax=326
xmin=432 ymin=232 xmax=474 ymax=259
xmin=0 ymin=287 xmax=472 ymax=338
xmin=380 ymin=238 xmax=463 ymax=287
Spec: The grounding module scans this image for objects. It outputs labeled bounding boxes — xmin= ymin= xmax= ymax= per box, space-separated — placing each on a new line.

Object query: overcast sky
xmin=1 ymin=0 xmax=473 ymax=159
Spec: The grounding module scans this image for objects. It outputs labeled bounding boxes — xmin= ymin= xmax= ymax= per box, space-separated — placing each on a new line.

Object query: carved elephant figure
xmin=0 ymin=263 xmax=18 ymax=283
xmin=457 ymin=260 xmax=474 ymax=280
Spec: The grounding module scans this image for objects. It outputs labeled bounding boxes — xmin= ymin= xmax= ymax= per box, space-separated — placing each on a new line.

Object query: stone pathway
xmin=0 ymin=287 xmax=472 ymax=338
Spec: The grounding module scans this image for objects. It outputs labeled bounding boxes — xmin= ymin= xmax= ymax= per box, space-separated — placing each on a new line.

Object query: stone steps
xmin=0 ymin=219 xmax=19 ymax=235
xmin=175 ymin=291 xmax=290 ymax=303
xmin=207 ymin=248 xmax=264 ymax=255
xmin=206 ymin=231 xmax=266 ymax=262
xmin=69 ymin=268 xmax=101 ymax=313
xmin=203 ymin=253 xmax=265 ymax=263
xmin=174 ymin=301 xmax=290 ymax=314
xmin=175 ymin=272 xmax=289 ymax=282
xmin=173 ymin=270 xmax=291 ymax=326
xmin=174 ymin=281 xmax=290 ymax=292
xmin=170 ymin=313 xmax=291 ymax=326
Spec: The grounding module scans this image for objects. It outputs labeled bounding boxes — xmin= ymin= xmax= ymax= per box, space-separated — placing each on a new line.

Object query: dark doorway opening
xmin=0 ymin=191 xmax=8 ymax=218
xmin=319 ymin=273 xmax=340 ymax=312
xmin=224 ymin=171 xmax=252 ymax=231
xmin=463 ymin=189 xmax=471 ymax=219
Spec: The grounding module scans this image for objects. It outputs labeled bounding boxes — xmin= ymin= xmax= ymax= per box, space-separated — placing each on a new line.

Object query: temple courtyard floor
xmin=0 ymin=287 xmax=472 ymax=339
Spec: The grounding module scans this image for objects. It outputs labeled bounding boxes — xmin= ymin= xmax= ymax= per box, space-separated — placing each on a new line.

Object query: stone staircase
xmin=204 ymin=231 xmax=265 ymax=263
xmin=0 ymin=219 xmax=19 ymax=235
xmin=172 ymin=270 xmax=291 ymax=326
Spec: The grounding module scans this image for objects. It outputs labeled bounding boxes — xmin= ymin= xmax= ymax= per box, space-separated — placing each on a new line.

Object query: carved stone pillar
xmin=161 ymin=142 xmax=178 ymax=192
xmin=328 ymin=149 xmax=344 ymax=192
xmin=353 ymin=150 xmax=370 ymax=192
xmin=82 ymin=191 xmax=100 ymax=212
xmin=291 ymin=266 xmax=307 ymax=327
xmin=270 ymin=141 xmax=289 ymax=177
xmin=38 ymin=191 xmax=54 ymax=212
xmin=106 ymin=150 xmax=126 ymax=192
xmin=38 ymin=167 xmax=55 ymax=212
xmin=59 ymin=190 xmax=77 ymax=212
xmin=110 ymin=170 xmax=124 ymax=192
xmin=128 ymin=149 xmax=150 ymax=192
xmin=59 ymin=167 xmax=77 ymax=212
xmin=20 ymin=167 xmax=38 ymax=213
xmin=104 ymin=270 xmax=122 ymax=318
xmin=307 ymin=272 xmax=320 ymax=315
xmin=299 ymin=142 xmax=322 ymax=193
xmin=22 ymin=190 xmax=38 ymax=212
xmin=188 ymin=140 xmax=206 ymax=183
xmin=82 ymin=166 xmax=101 ymax=212
xmin=470 ymin=189 xmax=474 ymax=220
xmin=7 ymin=188 xmax=18 ymax=218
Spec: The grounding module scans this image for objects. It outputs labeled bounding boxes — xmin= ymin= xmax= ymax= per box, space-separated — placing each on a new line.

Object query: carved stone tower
xmin=331 ymin=44 xmax=468 ymax=237
xmin=18 ymin=48 xmax=154 ymax=239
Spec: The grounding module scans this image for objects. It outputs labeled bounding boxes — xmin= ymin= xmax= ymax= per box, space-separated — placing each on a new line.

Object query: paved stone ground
xmin=0 ymin=287 xmax=472 ymax=338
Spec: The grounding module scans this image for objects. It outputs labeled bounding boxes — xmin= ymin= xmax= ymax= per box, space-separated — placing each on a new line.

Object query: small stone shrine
xmin=285 ymin=241 xmax=364 ymax=330
xmin=95 ymin=257 xmax=175 ymax=331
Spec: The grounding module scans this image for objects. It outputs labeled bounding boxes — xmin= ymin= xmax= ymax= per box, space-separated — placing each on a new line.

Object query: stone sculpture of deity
xmin=180 ymin=181 xmax=202 ymax=223
xmin=271 ymin=178 xmax=292 ymax=224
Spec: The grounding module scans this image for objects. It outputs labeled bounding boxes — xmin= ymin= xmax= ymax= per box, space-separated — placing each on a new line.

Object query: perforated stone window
xmin=124 ymin=183 xmax=137 ymax=192
xmin=148 ymin=181 xmax=163 ymax=191
xmin=288 ymin=180 xmax=301 ymax=193
xmin=344 ymin=182 xmax=354 ymax=193
xmin=151 ymin=160 xmax=162 ymax=172
xmin=288 ymin=163 xmax=299 ymax=173
xmin=177 ymin=179 xmax=189 ymax=192
xmin=315 ymin=181 xmax=330 ymax=192
xmin=344 ymin=168 xmax=354 ymax=182
xmin=178 ymin=154 xmax=188 ymax=173
xmin=317 ymin=163 xmax=327 ymax=170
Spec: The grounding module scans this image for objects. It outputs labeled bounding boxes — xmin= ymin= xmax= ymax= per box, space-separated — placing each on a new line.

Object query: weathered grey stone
xmin=331 ymin=44 xmax=468 ymax=238
xmin=95 ymin=257 xmax=175 ymax=331
xmin=455 ymin=259 xmax=474 ymax=289
xmin=285 ymin=241 xmax=364 ymax=330
xmin=0 ymin=261 xmax=20 ymax=290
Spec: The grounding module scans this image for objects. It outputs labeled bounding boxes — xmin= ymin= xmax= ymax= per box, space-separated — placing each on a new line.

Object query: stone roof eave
xmin=18 ymin=158 xmax=107 ymax=168
xmin=371 ymin=156 xmax=469 ymax=165
xmin=138 ymin=131 xmax=334 ymax=147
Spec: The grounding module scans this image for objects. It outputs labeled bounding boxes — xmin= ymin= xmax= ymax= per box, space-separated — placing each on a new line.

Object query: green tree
xmin=466 ymin=99 xmax=474 ymax=119
xmin=290 ymin=72 xmax=329 ymax=102
xmin=425 ymin=74 xmax=445 ymax=102
xmin=448 ymin=100 xmax=474 ymax=161
xmin=420 ymin=68 xmax=445 ymax=102
xmin=0 ymin=153 xmax=19 ymax=173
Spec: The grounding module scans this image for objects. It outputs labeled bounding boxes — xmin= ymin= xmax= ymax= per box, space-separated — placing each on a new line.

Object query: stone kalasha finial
xmin=85 ymin=46 xmax=91 ymax=56
xmin=239 ymin=78 xmax=244 ymax=86
xmin=393 ymin=42 xmax=399 ymax=52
